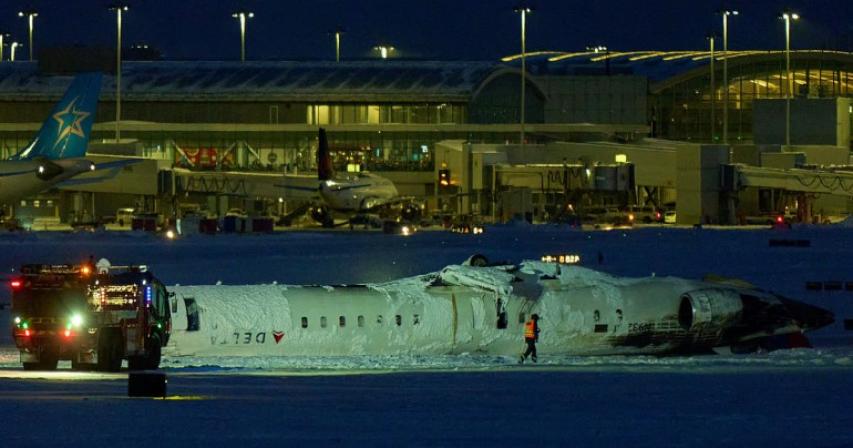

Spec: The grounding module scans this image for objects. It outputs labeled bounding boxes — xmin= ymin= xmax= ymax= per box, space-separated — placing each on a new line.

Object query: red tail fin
xmin=318 ymin=128 xmax=334 ymax=181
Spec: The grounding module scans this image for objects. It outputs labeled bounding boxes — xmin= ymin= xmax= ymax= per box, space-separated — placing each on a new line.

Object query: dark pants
xmin=521 ymin=338 xmax=537 ymax=361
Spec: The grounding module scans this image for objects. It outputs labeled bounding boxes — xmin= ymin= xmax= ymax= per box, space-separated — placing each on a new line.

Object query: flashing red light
xmin=656 ymin=212 xmax=662 ymax=220
xmin=63 ymin=329 xmax=72 ymax=338
xmin=10 ymin=280 xmax=22 ymax=289
xmin=24 ymin=329 xmax=31 ymax=337
xmin=776 ymin=216 xmax=784 ymax=224
xmin=81 ymin=266 xmax=91 ymax=276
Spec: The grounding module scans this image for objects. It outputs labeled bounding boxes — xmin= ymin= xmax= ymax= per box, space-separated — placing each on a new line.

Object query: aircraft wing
xmin=55 ymin=159 xmax=141 ymax=188
xmin=92 ymin=159 xmax=141 ymax=171
xmin=328 ymin=183 xmax=373 ymax=192
xmin=0 ymin=168 xmax=38 ymax=177
xmin=275 ymin=184 xmax=318 ymax=192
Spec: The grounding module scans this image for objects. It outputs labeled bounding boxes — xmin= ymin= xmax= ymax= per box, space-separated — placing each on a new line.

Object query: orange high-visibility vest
xmin=524 ymin=320 xmax=536 ymax=339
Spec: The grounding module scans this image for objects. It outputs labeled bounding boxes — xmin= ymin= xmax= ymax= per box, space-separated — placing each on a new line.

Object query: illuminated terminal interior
xmin=0 ymin=50 xmax=850 ymax=175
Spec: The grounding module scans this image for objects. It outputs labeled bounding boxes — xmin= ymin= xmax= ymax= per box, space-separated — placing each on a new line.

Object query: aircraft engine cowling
xmin=401 ymin=203 xmax=422 ymax=222
xmin=678 ymin=289 xmax=744 ymax=337
xmin=310 ymin=205 xmax=333 ymax=227
xmin=36 ymin=160 xmax=64 ymax=181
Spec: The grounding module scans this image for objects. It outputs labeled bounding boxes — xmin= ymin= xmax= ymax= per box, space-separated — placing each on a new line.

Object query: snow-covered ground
xmin=0 ymin=225 xmax=851 ymax=446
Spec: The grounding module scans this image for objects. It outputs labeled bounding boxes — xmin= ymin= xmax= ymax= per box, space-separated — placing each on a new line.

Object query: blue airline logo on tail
xmin=12 ymin=72 xmax=102 ymax=161
xmin=52 ymin=97 xmax=91 ymax=144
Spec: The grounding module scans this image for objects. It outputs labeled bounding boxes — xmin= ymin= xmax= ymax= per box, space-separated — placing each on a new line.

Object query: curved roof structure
xmin=503 ymin=50 xmax=853 ymax=90
xmin=0 ymin=60 xmax=501 ymax=102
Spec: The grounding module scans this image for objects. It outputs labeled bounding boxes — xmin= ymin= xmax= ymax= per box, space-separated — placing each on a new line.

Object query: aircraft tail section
xmin=317 ymin=128 xmax=334 ymax=181
xmin=12 ymin=72 xmax=102 ymax=161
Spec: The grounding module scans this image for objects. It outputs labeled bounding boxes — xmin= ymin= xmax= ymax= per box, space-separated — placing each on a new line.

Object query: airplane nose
xmin=777 ymin=296 xmax=835 ymax=331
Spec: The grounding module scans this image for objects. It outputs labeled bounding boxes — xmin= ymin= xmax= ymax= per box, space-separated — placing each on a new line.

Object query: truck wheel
xmin=145 ymin=337 xmax=162 ymax=370
xmin=71 ymin=356 xmax=95 ymax=371
xmin=128 ymin=355 xmax=146 ymax=371
xmin=22 ymin=362 xmax=41 ymax=371
xmin=97 ymin=330 xmax=124 ymax=372
xmin=40 ymin=354 xmax=59 ymax=371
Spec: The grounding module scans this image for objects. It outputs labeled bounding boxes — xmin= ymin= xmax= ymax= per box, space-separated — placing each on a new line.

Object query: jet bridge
xmin=724 ymin=165 xmax=853 ymax=197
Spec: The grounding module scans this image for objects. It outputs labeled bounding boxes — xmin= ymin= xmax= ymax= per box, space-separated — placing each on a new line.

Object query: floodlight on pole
xmin=333 ymin=26 xmax=345 ymax=62
xmin=514 ymin=4 xmax=533 ymax=147
xmin=232 ymin=11 xmax=253 ymax=62
xmin=718 ymin=9 xmax=738 ymax=143
xmin=17 ymin=10 xmax=37 ymax=61
xmin=707 ymin=33 xmax=716 ymax=141
xmin=108 ymin=3 xmax=129 ymax=143
xmin=780 ymin=10 xmax=799 ymax=146
xmin=10 ymin=42 xmax=21 ymax=62
xmin=0 ymin=32 xmax=10 ymax=62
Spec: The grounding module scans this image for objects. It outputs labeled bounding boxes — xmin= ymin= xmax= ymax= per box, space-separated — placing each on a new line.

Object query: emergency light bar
xmin=20 ymin=264 xmax=84 ymax=275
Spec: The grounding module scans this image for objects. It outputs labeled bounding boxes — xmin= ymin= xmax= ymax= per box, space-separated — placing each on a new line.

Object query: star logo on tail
xmin=52 ymin=97 xmax=90 ymax=143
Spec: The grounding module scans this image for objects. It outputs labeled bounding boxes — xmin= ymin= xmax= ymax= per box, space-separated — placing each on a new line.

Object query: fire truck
xmin=10 ymin=261 xmax=171 ymax=372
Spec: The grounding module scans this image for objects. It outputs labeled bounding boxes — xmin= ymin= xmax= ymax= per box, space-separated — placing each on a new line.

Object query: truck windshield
xmin=12 ymin=286 xmax=88 ymax=320
xmin=92 ymin=284 xmax=140 ymax=310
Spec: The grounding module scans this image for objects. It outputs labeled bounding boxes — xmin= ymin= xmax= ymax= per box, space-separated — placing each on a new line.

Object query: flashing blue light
xmin=145 ymin=285 xmax=152 ymax=304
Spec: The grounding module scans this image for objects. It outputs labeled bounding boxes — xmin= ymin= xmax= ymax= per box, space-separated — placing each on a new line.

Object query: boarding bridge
xmin=170 ymin=168 xmax=315 ymax=200
xmin=724 ymin=165 xmax=853 ymax=197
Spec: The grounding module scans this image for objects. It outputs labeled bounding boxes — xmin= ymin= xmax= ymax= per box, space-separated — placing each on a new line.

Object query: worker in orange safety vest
xmin=519 ymin=314 xmax=540 ymax=364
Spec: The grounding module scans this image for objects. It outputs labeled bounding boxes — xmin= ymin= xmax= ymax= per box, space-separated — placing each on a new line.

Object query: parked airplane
xmin=164 ymin=255 xmax=833 ymax=357
xmin=278 ymin=128 xmax=418 ymax=227
xmin=0 ymin=72 xmax=131 ymax=206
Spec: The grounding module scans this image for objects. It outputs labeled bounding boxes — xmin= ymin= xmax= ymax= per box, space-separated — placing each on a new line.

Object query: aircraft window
xmin=518 ymin=313 xmax=526 ymax=324
xmin=593 ymin=310 xmax=601 ymax=322
xmin=616 ymin=309 xmax=623 ymax=321
xmin=170 ymin=296 xmax=178 ymax=314
xmin=321 ymin=316 xmax=328 ymax=328
xmin=301 ymin=317 xmax=308 ymax=329
xmin=339 ymin=316 xmax=346 ymax=327
xmin=395 ymin=315 xmax=402 ymax=326
xmin=413 ymin=314 xmax=420 ymax=325
xmin=377 ymin=315 xmax=383 ymax=325
xmin=357 ymin=315 xmax=364 ymax=327
xmin=184 ymin=298 xmax=199 ymax=332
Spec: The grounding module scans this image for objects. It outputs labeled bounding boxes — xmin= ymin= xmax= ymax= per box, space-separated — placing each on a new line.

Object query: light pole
xmin=719 ymin=9 xmax=738 ymax=143
xmin=514 ymin=4 xmax=532 ymax=147
xmin=333 ymin=26 xmax=344 ymax=62
xmin=0 ymin=33 xmax=10 ymax=61
xmin=707 ymin=34 xmax=716 ymax=141
xmin=17 ymin=10 xmax=37 ymax=61
xmin=109 ymin=4 xmax=129 ymax=143
xmin=10 ymin=42 xmax=21 ymax=62
xmin=781 ymin=10 xmax=799 ymax=146
xmin=232 ymin=10 xmax=253 ymax=62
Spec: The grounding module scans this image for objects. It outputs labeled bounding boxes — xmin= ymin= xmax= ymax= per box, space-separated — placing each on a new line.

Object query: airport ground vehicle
xmin=10 ymin=262 xmax=171 ymax=371
xmin=581 ymin=206 xmax=634 ymax=228
xmin=625 ymin=205 xmax=663 ymax=224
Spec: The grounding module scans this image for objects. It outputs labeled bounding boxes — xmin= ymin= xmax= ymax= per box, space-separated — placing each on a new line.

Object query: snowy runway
xmin=0 ymin=225 xmax=851 ymax=445
xmin=1 ymin=366 xmax=851 ymax=446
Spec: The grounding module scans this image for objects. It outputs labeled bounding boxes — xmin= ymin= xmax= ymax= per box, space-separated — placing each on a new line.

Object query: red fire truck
xmin=10 ymin=262 xmax=171 ymax=372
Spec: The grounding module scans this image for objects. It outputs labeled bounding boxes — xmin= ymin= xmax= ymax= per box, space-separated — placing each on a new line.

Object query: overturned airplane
xmin=164 ymin=256 xmax=833 ymax=357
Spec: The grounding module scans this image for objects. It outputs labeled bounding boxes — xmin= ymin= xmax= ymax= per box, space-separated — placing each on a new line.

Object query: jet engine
xmin=401 ymin=202 xmax=422 ymax=222
xmin=36 ymin=159 xmax=64 ymax=181
xmin=310 ymin=205 xmax=333 ymax=227
xmin=678 ymin=288 xmax=744 ymax=338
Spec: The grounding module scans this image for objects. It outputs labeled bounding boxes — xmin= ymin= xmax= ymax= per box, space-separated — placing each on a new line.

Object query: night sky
xmin=0 ymin=0 xmax=851 ymax=61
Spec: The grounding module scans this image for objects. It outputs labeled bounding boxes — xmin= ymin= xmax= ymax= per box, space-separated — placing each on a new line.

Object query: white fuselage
xmin=319 ymin=172 xmax=399 ymax=212
xmin=163 ymin=264 xmax=790 ymax=358
xmin=0 ymin=158 xmax=94 ymax=205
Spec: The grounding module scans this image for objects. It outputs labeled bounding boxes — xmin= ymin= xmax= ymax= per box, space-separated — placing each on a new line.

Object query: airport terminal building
xmin=0 ymin=49 xmax=850 ymax=225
